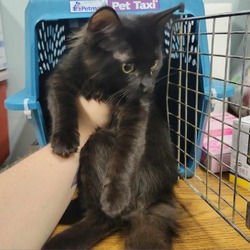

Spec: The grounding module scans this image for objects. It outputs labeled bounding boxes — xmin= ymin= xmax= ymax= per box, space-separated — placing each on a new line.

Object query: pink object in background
xmin=201 ymin=112 xmax=236 ymax=173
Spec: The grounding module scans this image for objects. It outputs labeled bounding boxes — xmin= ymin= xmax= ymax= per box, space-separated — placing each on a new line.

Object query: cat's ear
xmin=155 ymin=2 xmax=184 ymax=27
xmin=87 ymin=6 xmax=122 ymax=33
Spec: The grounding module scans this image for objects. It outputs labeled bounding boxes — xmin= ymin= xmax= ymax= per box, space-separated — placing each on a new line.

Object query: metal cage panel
xmin=168 ymin=10 xmax=250 ymax=242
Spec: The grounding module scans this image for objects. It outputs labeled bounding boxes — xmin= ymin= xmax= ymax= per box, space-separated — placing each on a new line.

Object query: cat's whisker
xmin=154 ymin=71 xmax=178 ymax=86
xmin=89 ymin=72 xmax=100 ymax=80
xmin=108 ymin=85 xmax=138 ymax=106
xmin=115 ymin=88 xmax=133 ymax=106
xmin=107 ymin=88 xmax=125 ymax=103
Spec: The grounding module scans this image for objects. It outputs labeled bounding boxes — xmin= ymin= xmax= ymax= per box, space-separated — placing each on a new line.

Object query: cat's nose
xmin=139 ymin=83 xmax=144 ymax=89
xmin=139 ymin=78 xmax=153 ymax=92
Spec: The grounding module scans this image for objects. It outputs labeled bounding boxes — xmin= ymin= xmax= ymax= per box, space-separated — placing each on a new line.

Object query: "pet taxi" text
xmin=109 ymin=0 xmax=159 ymax=11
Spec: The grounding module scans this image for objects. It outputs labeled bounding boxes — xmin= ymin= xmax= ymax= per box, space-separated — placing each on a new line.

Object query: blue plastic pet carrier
xmin=4 ymin=0 xmax=233 ymax=177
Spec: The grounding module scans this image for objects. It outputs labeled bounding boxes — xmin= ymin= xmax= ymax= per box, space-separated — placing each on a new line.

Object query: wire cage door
xmin=167 ymin=11 xmax=250 ymax=242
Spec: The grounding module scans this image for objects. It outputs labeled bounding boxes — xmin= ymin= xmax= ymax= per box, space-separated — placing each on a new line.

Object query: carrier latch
xmin=23 ymin=98 xmax=32 ymax=119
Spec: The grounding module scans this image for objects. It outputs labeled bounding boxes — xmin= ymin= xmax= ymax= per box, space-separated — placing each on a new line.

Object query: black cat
xmin=43 ymin=3 xmax=184 ymax=249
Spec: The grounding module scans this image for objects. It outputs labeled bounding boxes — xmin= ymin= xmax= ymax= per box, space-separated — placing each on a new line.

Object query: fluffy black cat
xmin=43 ymin=3 xmax=184 ymax=249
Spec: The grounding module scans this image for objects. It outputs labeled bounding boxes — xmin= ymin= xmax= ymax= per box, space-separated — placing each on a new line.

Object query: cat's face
xmin=82 ymin=5 xmax=183 ymax=100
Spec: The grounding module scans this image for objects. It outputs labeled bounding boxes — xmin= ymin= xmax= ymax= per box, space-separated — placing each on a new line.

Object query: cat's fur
xmin=43 ymin=4 xmax=184 ymax=249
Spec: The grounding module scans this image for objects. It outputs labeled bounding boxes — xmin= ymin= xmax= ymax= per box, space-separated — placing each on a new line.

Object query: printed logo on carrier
xmin=70 ymin=1 xmax=106 ymax=13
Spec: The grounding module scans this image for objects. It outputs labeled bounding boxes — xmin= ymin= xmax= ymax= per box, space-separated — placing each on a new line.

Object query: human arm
xmin=0 ymin=98 xmax=111 ymax=249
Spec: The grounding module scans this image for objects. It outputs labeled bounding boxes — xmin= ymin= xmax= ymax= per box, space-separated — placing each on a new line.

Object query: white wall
xmin=0 ymin=0 xmax=35 ymax=164
xmin=1 ymin=0 xmax=250 ymax=164
xmin=204 ymin=0 xmax=250 ymax=12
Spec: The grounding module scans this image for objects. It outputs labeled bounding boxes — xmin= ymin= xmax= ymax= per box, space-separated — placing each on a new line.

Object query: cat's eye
xmin=151 ymin=60 xmax=158 ymax=70
xmin=122 ymin=63 xmax=135 ymax=74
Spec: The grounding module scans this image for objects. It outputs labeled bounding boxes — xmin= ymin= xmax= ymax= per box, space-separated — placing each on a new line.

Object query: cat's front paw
xmin=100 ymin=179 xmax=131 ymax=217
xmin=51 ymin=131 xmax=79 ymax=157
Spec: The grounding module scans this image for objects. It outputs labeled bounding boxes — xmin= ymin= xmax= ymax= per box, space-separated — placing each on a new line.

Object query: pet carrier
xmin=167 ymin=10 xmax=250 ymax=242
xmin=4 ymin=0 xmax=204 ymax=146
xmin=5 ymin=0 xmax=223 ymax=176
